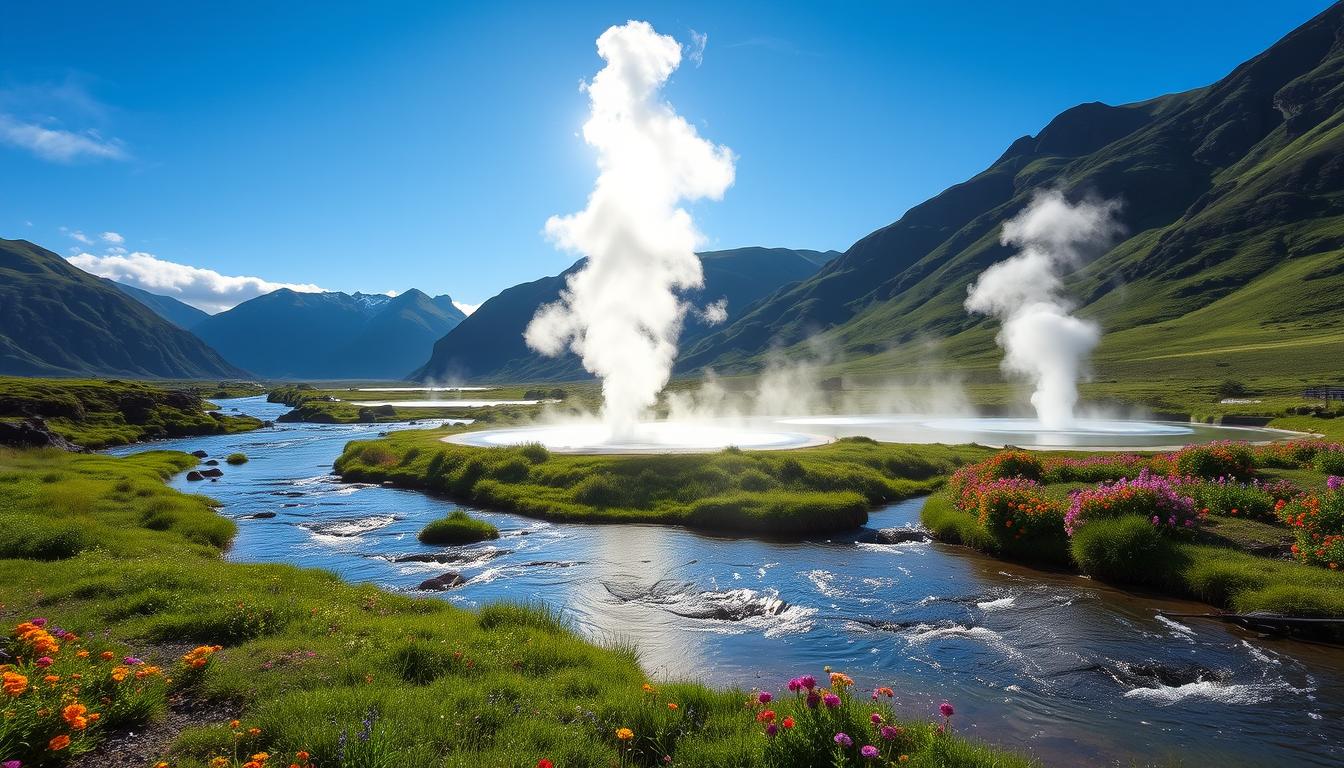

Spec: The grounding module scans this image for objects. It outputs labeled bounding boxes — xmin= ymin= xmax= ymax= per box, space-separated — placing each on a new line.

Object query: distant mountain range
xmin=193 ymin=288 xmax=466 ymax=379
xmin=676 ymin=3 xmax=1344 ymax=378
xmin=413 ymin=247 xmax=839 ymax=382
xmin=0 ymin=238 xmax=246 ymax=379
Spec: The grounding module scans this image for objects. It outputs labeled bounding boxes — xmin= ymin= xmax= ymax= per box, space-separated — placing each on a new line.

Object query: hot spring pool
xmin=445 ymin=421 xmax=830 ymax=453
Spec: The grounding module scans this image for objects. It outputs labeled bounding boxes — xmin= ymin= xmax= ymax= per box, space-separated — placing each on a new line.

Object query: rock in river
xmin=418 ymin=572 xmax=468 ymax=591
xmin=186 ymin=471 xmax=205 ymax=481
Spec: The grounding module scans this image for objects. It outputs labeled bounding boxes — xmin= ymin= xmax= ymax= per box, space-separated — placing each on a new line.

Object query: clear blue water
xmin=109 ymin=396 xmax=1344 ymax=767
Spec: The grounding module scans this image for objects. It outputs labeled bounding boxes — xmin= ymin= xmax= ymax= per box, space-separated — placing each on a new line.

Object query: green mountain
xmin=414 ymin=247 xmax=839 ymax=382
xmin=107 ymin=280 xmax=211 ymax=330
xmin=194 ymin=288 xmax=466 ymax=379
xmin=678 ymin=3 xmax=1344 ymax=387
xmin=0 ymin=238 xmax=248 ymax=379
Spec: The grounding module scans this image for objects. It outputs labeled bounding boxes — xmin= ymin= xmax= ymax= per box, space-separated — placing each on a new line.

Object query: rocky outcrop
xmin=0 ymin=418 xmax=86 ymax=452
xmin=418 ymin=572 xmax=468 ymax=591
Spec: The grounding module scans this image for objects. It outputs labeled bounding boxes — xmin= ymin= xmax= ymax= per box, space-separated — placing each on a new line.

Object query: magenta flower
xmin=125 ymin=656 xmax=143 ymax=665
xmin=765 ymin=723 xmax=778 ymax=737
xmin=4 ymin=760 xmax=21 ymax=768
xmin=805 ymin=691 xmax=821 ymax=709
xmin=787 ymin=677 xmax=802 ymax=692
xmin=823 ymin=693 xmax=841 ymax=708
xmin=35 ymin=656 xmax=53 ymax=668
xmin=31 ymin=618 xmax=46 ymax=627
xmin=1328 ymin=476 xmax=1342 ymax=492
xmin=939 ymin=701 xmax=955 ymax=718
xmin=800 ymin=675 xmax=817 ymax=690
xmin=757 ymin=691 xmax=772 ymax=704
xmin=861 ymin=745 xmax=879 ymax=759
xmin=880 ymin=725 xmax=900 ymax=741
xmin=834 ymin=732 xmax=852 ymax=747
xmin=869 ymin=712 xmax=882 ymax=725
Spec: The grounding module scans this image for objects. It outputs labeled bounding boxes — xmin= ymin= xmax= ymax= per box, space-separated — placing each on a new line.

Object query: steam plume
xmin=965 ymin=190 xmax=1120 ymax=430
xmin=525 ymin=20 xmax=735 ymax=439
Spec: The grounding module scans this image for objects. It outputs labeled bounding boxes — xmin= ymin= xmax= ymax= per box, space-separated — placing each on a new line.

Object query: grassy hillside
xmin=0 ymin=238 xmax=247 ymax=379
xmin=0 ymin=377 xmax=263 ymax=449
xmin=679 ymin=4 xmax=1344 ymax=388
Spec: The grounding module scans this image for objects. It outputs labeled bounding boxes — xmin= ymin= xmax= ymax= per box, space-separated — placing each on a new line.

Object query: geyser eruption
xmin=965 ymin=190 xmax=1120 ymax=430
xmin=526 ymin=21 xmax=736 ymax=440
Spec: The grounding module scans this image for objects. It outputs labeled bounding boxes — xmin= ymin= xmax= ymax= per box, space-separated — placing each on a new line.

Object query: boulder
xmin=204 ymin=459 xmax=220 ymax=466
xmin=0 ymin=418 xmax=86 ymax=452
xmin=200 ymin=468 xmax=224 ymax=478
xmin=874 ymin=528 xmax=932 ymax=545
xmin=246 ymin=511 xmax=277 ymax=519
xmin=418 ymin=572 xmax=468 ymax=591
xmin=186 ymin=471 xmax=205 ymax=481
xmin=191 ymin=450 xmax=209 ymax=458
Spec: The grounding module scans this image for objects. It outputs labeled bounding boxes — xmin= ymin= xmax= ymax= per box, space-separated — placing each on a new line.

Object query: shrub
xmin=1183 ymin=477 xmax=1297 ymax=522
xmin=1065 ymin=470 xmax=1199 ymax=537
xmin=225 ymin=453 xmax=248 ymax=465
xmin=417 ymin=509 xmax=499 ymax=545
xmin=1170 ymin=442 xmax=1255 ymax=480
xmin=1279 ymin=478 xmax=1344 ymax=568
xmin=1042 ymin=453 xmax=1152 ymax=484
xmin=1314 ymin=450 xmax=1344 ymax=475
xmin=1069 ymin=516 xmax=1182 ymax=587
xmin=572 ymin=474 xmax=629 ymax=508
xmin=971 ymin=479 xmax=1068 ymax=562
xmin=978 ymin=450 xmax=1043 ymax=482
xmin=517 ymin=441 xmax=550 ymax=464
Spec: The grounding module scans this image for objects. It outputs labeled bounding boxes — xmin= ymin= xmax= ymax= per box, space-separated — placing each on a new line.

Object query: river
xmin=108 ymin=396 xmax=1344 ymax=767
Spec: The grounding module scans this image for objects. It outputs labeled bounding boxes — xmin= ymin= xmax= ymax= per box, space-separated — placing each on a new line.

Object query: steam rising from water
xmin=526 ymin=21 xmax=735 ymax=440
xmin=966 ymin=190 xmax=1121 ymax=430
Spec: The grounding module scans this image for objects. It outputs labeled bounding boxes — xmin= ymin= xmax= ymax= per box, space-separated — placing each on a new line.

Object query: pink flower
xmin=880 ymin=725 xmax=900 ymax=741
xmin=1328 ymin=476 xmax=1342 ymax=492
xmin=805 ymin=691 xmax=821 ymax=709
xmin=823 ymin=693 xmax=841 ymax=708
xmin=35 ymin=657 xmax=53 ymax=668
xmin=861 ymin=745 xmax=879 ymax=759
xmin=870 ymin=712 xmax=882 ymax=725
xmin=939 ymin=701 xmax=954 ymax=718
xmin=757 ymin=691 xmax=772 ymax=704
xmin=787 ymin=677 xmax=802 ymax=692
xmin=834 ymin=732 xmax=852 ymax=747
xmin=31 ymin=618 xmax=46 ymax=627
xmin=765 ymin=723 xmax=778 ymax=737
xmin=4 ymin=760 xmax=21 ymax=768
xmin=800 ymin=675 xmax=816 ymax=690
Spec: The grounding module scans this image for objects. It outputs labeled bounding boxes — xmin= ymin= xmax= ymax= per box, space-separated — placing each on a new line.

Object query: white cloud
xmin=687 ymin=30 xmax=708 ymax=67
xmin=68 ymin=250 xmax=327 ymax=313
xmin=453 ymin=301 xmax=479 ymax=316
xmin=697 ymin=297 xmax=728 ymax=325
xmin=101 ymin=231 xmax=124 ymax=244
xmin=0 ymin=113 xmax=126 ymax=163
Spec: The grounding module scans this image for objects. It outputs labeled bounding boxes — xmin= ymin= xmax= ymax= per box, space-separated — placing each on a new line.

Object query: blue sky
xmin=0 ymin=1 xmax=1333 ymax=312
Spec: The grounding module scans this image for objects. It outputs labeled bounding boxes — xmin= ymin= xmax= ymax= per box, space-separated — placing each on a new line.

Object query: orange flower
xmin=250 ymin=753 xmax=270 ymax=762
xmin=210 ymin=758 xmax=229 ymax=768
xmin=230 ymin=719 xmax=241 ymax=728
xmin=248 ymin=727 xmax=262 ymax=737
xmin=100 ymin=651 xmax=115 ymax=661
xmin=111 ymin=666 xmax=130 ymax=682
xmin=77 ymin=650 xmax=90 ymax=659
xmin=44 ymin=674 xmax=61 ymax=684
xmin=49 ymin=734 xmax=71 ymax=751
xmin=642 ymin=682 xmax=656 ymax=693
xmin=295 ymin=751 xmax=310 ymax=761
xmin=615 ymin=727 xmax=634 ymax=741
xmin=667 ymin=702 xmax=678 ymax=710
xmin=63 ymin=702 xmax=89 ymax=729
xmin=2 ymin=671 xmax=27 ymax=696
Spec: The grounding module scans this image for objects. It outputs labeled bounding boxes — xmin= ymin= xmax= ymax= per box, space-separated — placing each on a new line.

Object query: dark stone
xmin=204 ymin=459 xmax=220 ymax=466
xmin=0 ymin=417 xmax=86 ymax=452
xmin=200 ymin=468 xmax=224 ymax=478
xmin=191 ymin=450 xmax=209 ymax=458
xmin=391 ymin=549 xmax=510 ymax=564
xmin=261 ymin=420 xmax=275 ymax=428
xmin=418 ymin=572 xmax=467 ymax=591
xmin=247 ymin=511 xmax=277 ymax=519
xmin=186 ymin=471 xmax=205 ymax=481
xmin=873 ymin=528 xmax=932 ymax=545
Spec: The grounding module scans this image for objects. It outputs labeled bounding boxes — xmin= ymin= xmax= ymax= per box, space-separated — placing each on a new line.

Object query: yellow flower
xmin=642 ymin=682 xmax=656 ymax=693
xmin=111 ymin=666 xmax=130 ymax=682
xmin=210 ymin=758 xmax=229 ymax=768
xmin=615 ymin=727 xmax=634 ymax=741
xmin=154 ymin=763 xmax=170 ymax=768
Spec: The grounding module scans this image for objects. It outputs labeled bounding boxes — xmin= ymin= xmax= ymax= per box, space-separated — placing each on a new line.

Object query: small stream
xmin=109 ymin=396 xmax=1344 ymax=767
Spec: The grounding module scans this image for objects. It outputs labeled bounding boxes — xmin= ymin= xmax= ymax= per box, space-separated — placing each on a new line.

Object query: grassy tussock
xmin=417 ymin=509 xmax=500 ymax=544
xmin=336 ymin=430 xmax=990 ymax=535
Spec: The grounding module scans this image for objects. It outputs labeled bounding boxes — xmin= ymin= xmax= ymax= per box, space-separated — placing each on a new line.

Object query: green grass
xmin=0 ymin=377 xmax=263 ymax=449
xmin=336 ymin=430 xmax=991 ymax=535
xmin=267 ymin=383 xmax=571 ymax=426
xmin=225 ymin=452 xmax=249 ymax=465
xmin=0 ymin=447 xmax=1032 ymax=768
xmin=418 ymin=509 xmax=500 ymax=544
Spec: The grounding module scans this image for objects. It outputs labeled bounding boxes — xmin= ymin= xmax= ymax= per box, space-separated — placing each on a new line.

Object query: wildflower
xmin=35 ymin=657 xmax=53 ymax=668
xmin=615 ymin=727 xmax=634 ymax=741
xmin=880 ymin=725 xmax=901 ymax=740
xmin=940 ymin=701 xmax=955 ymax=718
xmin=899 ymin=756 xmax=910 ymax=763
xmin=757 ymin=690 xmax=773 ymax=704
xmin=756 ymin=709 xmax=776 ymax=723
xmin=667 ymin=702 xmax=678 ymax=710
xmin=230 ymin=720 xmax=241 ymax=729
xmin=3 ymin=761 xmax=19 ymax=768
xmin=31 ymin=618 xmax=46 ymax=627
xmin=248 ymin=727 xmax=262 ymax=737
xmin=48 ymin=734 xmax=71 ymax=751
xmin=787 ymin=677 xmax=802 ymax=692
xmin=834 ymin=732 xmax=852 ymax=747
xmin=873 ymin=686 xmax=894 ymax=699
xmin=1329 ymin=476 xmax=1342 ymax=493
xmin=782 ymin=716 xmax=795 ymax=729
xmin=43 ymin=675 xmax=60 ymax=683
xmin=125 ymin=656 xmax=143 ymax=665
xmin=861 ymin=745 xmax=879 ymax=759
xmin=210 ymin=759 xmax=229 ymax=768
xmin=765 ymin=723 xmax=778 ymax=737
xmin=2 ymin=672 xmax=28 ymax=696
xmin=63 ymin=703 xmax=89 ymax=729
xmin=100 ymin=651 xmax=115 ymax=661
xmin=76 ymin=650 xmax=89 ymax=659
xmin=823 ymin=693 xmax=841 ymax=708
xmin=537 ymin=761 xmax=553 ymax=768
xmin=830 ymin=672 xmax=853 ymax=689
xmin=800 ymin=675 xmax=816 ymax=690
xmin=111 ymin=666 xmax=130 ymax=682
xmin=250 ymin=754 xmax=269 ymax=762
xmin=295 ymin=752 xmax=309 ymax=762
xmin=642 ymin=683 xmax=656 ymax=694
xmin=805 ymin=691 xmax=821 ymax=708
xmin=154 ymin=763 xmax=169 ymax=768
xmin=870 ymin=712 xmax=883 ymax=724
